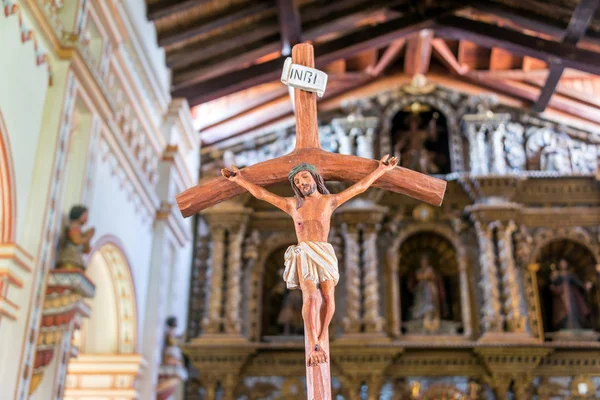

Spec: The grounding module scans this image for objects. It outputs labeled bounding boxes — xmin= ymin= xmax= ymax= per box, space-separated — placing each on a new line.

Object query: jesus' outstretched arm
xmin=332 ymin=154 xmax=398 ymax=208
xmin=221 ymin=165 xmax=291 ymax=214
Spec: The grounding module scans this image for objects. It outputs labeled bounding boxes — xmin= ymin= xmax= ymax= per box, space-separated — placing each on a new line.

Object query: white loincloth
xmin=283 ymin=241 xmax=339 ymax=290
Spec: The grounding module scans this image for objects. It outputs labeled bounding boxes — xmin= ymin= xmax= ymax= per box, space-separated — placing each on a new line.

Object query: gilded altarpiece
xmin=185 ymin=81 xmax=600 ymax=399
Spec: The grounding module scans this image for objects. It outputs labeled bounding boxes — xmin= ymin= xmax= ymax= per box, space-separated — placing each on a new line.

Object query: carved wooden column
xmin=497 ymin=221 xmax=527 ymax=333
xmin=457 ymin=253 xmax=473 ymax=338
xmin=337 ymin=201 xmax=387 ymax=337
xmin=362 ymin=223 xmax=385 ymax=333
xmin=225 ymin=224 xmax=245 ymax=334
xmin=202 ymin=225 xmax=226 ymax=334
xmin=472 ymin=218 xmax=504 ymax=335
xmin=385 ymin=246 xmax=402 ymax=337
xmin=340 ymin=223 xmax=361 ymax=334
xmin=201 ymin=202 xmax=251 ymax=337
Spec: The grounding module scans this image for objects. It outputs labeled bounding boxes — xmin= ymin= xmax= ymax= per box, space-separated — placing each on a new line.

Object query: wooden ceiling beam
xmin=147 ymin=0 xmax=211 ymax=21
xmin=158 ymin=2 xmax=273 ymax=48
xmin=175 ymin=4 xmax=461 ymax=106
xmin=468 ymin=68 xmax=591 ymax=80
xmin=404 ymin=29 xmax=433 ymax=76
xmin=366 ymin=39 xmax=406 ymax=77
xmin=276 ymin=0 xmax=302 ymax=56
xmin=167 ymin=24 xmax=280 ymax=69
xmin=435 ymin=16 xmax=600 ymax=76
xmin=431 ymin=39 xmax=468 ymax=75
xmin=172 ymin=42 xmax=281 ymax=90
xmin=167 ymin=0 xmax=399 ymax=76
xmin=532 ymin=0 xmax=600 ymax=112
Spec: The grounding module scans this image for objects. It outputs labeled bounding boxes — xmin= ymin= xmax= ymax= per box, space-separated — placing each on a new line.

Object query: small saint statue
xmin=393 ymin=107 xmax=441 ymax=174
xmin=272 ymin=268 xmax=304 ymax=335
xmin=407 ymin=254 xmax=448 ymax=334
xmin=55 ymin=205 xmax=95 ymax=271
xmin=549 ymin=259 xmax=594 ymax=331
xmin=222 ymin=155 xmax=398 ymax=366
xmin=162 ymin=316 xmax=185 ymax=367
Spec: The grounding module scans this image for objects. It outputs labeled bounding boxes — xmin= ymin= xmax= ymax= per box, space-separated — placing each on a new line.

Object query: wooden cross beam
xmin=532 ymin=0 xmax=600 ymax=112
xmin=176 ymin=44 xmax=446 ymax=399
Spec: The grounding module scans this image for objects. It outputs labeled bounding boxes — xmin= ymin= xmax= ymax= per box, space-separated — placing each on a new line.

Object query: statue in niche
xmin=392 ymin=104 xmax=444 ymax=174
xmin=406 ymin=254 xmax=449 ymax=334
xmin=271 ymin=268 xmax=304 ymax=335
xmin=162 ymin=316 xmax=185 ymax=368
xmin=55 ymin=205 xmax=95 ymax=271
xmin=548 ymin=259 xmax=594 ymax=331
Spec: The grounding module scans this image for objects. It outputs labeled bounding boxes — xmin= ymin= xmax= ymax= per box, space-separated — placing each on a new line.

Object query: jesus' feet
xmin=307 ymin=344 xmax=327 ymax=366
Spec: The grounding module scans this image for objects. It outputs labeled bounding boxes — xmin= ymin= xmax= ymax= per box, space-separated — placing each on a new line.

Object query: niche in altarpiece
xmin=535 ymin=239 xmax=600 ymax=340
xmin=261 ymin=245 xmax=304 ymax=340
xmin=389 ymin=104 xmax=451 ymax=175
xmin=398 ymin=232 xmax=462 ymax=335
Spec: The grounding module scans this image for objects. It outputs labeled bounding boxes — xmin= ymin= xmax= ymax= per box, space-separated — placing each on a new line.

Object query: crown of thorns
xmin=288 ymin=163 xmax=318 ymax=182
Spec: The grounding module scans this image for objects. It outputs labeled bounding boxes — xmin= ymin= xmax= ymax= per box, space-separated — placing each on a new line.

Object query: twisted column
xmin=225 ymin=224 xmax=246 ymax=334
xmin=362 ymin=225 xmax=384 ymax=333
xmin=497 ymin=221 xmax=527 ymax=333
xmin=473 ymin=220 xmax=503 ymax=333
xmin=203 ymin=226 xmax=225 ymax=334
xmin=341 ymin=223 xmax=361 ymax=333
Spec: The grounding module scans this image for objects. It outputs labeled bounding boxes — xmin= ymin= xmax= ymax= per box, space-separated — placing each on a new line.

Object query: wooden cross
xmin=176 ymin=44 xmax=446 ymax=400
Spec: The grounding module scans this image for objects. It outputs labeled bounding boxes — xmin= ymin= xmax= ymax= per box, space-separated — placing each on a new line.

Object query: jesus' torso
xmin=288 ymin=195 xmax=335 ymax=243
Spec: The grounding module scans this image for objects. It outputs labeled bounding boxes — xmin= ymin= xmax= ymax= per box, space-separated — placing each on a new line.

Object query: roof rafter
xmin=147 ymin=0 xmax=211 ymax=21
xmin=157 ymin=2 xmax=273 ymax=48
xmin=276 ymin=0 xmax=302 ymax=56
xmin=435 ymin=15 xmax=600 ymax=76
xmin=174 ymin=4 xmax=462 ymax=106
xmin=532 ymin=0 xmax=600 ymax=112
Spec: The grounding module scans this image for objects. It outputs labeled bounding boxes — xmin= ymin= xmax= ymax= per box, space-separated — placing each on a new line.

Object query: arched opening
xmin=390 ymin=104 xmax=451 ymax=175
xmin=78 ymin=242 xmax=137 ymax=352
xmin=0 ymin=109 xmax=15 ymax=243
xmin=260 ymin=245 xmax=304 ymax=341
xmin=398 ymin=232 xmax=462 ymax=335
xmin=65 ymin=240 xmax=142 ymax=400
xmin=535 ymin=239 xmax=599 ymax=339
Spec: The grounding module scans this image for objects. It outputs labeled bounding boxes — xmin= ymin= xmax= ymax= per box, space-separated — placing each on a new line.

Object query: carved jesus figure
xmin=222 ymin=155 xmax=398 ymax=366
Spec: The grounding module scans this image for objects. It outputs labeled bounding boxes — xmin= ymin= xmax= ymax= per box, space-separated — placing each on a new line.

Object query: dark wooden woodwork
xmin=147 ymin=0 xmax=210 ymax=21
xmin=173 ymin=42 xmax=281 ymax=90
xmin=532 ymin=0 xmax=600 ymax=112
xmin=436 ymin=16 xmax=600 ymax=76
xmin=167 ymin=24 xmax=280 ymax=69
xmin=367 ymin=39 xmax=406 ymax=76
xmin=158 ymin=2 xmax=273 ymax=48
xmin=532 ymin=63 xmax=565 ymax=113
xmin=276 ymin=0 xmax=302 ymax=55
xmin=175 ymin=5 xmax=460 ymax=105
xmin=404 ymin=30 xmax=433 ymax=76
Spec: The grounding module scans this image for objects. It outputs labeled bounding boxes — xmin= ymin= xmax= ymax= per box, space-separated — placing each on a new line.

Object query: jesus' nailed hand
xmin=222 ymin=155 xmax=398 ymax=366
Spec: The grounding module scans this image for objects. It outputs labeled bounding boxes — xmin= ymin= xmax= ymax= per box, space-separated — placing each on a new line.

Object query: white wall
xmin=87 ymin=145 xmax=154 ymax=339
xmin=122 ymin=0 xmax=171 ymax=99
xmin=0 ymin=12 xmax=49 ymax=243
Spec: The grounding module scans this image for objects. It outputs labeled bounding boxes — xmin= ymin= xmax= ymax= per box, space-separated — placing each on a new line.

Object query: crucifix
xmin=176 ymin=44 xmax=446 ymax=400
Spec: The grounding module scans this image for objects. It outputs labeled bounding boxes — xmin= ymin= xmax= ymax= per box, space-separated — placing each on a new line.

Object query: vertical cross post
xmin=291 ymin=43 xmax=331 ymax=399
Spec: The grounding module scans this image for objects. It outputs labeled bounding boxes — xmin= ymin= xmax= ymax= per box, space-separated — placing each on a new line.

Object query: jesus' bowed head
xmin=221 ymin=155 xmax=397 ymax=366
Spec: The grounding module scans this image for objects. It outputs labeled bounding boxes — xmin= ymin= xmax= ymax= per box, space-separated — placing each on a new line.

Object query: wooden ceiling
xmin=147 ymin=0 xmax=600 ymax=146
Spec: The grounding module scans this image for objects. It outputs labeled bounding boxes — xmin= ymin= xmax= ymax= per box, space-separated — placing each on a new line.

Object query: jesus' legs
xmin=298 ymin=268 xmax=327 ymax=366
xmin=317 ymin=279 xmax=335 ymax=344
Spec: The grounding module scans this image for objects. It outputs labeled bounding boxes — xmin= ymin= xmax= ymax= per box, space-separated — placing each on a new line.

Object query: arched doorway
xmin=64 ymin=239 xmax=143 ymax=400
